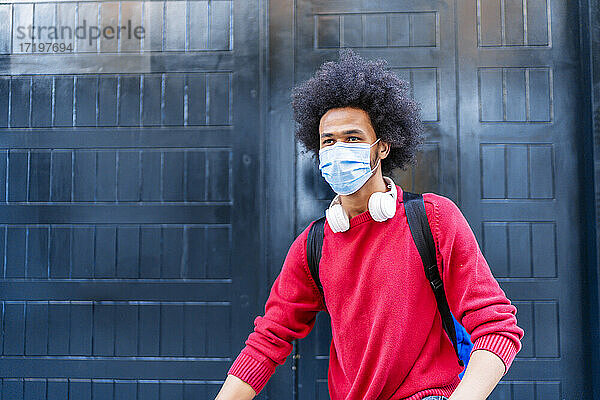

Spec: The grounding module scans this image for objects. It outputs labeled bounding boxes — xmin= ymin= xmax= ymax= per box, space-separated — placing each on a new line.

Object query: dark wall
xmin=578 ymin=0 xmax=600 ymax=397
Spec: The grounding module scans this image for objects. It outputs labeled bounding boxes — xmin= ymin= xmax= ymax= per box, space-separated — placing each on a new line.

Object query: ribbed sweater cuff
xmin=470 ymin=333 xmax=518 ymax=376
xmin=227 ymin=351 xmax=276 ymax=395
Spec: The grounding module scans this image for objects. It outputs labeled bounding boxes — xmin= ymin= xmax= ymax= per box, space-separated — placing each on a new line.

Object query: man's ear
xmin=378 ymin=140 xmax=391 ymax=160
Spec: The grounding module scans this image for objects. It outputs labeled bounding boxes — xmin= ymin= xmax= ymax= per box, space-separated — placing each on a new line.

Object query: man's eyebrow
xmin=320 ymin=129 xmax=365 ymax=138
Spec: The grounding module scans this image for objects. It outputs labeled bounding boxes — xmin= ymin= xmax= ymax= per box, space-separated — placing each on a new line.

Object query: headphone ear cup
xmin=368 ymin=190 xmax=397 ymax=222
xmin=380 ymin=193 xmax=397 ymax=219
xmin=326 ymin=203 xmax=350 ymax=232
xmin=368 ymin=192 xmax=384 ymax=222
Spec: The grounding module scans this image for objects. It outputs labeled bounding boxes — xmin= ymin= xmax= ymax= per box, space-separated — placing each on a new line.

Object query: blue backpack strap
xmin=403 ymin=190 xmax=464 ymax=367
xmin=307 ymin=216 xmax=327 ymax=311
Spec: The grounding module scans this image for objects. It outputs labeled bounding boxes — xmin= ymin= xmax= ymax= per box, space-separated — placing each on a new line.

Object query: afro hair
xmin=291 ymin=48 xmax=426 ymax=175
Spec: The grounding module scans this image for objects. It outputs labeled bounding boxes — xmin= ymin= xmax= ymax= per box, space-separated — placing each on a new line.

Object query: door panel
xmin=293 ymin=1 xmax=459 ymax=397
xmin=0 ymin=1 xmax=262 ymax=399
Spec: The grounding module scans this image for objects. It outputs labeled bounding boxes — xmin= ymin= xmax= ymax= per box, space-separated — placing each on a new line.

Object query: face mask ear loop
xmin=371 ymin=157 xmax=381 ymax=173
xmin=370 ymin=138 xmax=381 ymax=172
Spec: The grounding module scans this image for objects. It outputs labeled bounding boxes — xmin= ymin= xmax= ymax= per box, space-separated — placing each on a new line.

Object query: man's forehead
xmin=319 ymin=108 xmax=371 ymax=132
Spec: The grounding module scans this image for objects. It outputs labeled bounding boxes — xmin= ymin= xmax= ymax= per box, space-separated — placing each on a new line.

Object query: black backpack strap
xmin=307 ymin=216 xmax=327 ymax=311
xmin=403 ymin=191 xmax=463 ymax=367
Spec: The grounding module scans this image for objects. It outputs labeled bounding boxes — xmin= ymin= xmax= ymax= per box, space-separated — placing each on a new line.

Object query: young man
xmin=215 ymin=49 xmax=524 ymax=400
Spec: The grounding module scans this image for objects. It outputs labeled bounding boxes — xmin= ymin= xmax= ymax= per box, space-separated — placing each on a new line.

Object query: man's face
xmin=319 ymin=107 xmax=383 ymax=170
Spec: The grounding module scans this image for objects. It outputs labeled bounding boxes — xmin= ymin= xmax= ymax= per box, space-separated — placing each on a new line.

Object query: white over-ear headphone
xmin=325 ymin=176 xmax=398 ymax=233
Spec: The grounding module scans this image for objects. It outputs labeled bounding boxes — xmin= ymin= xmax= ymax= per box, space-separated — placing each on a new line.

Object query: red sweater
xmin=228 ymin=184 xmax=524 ymax=399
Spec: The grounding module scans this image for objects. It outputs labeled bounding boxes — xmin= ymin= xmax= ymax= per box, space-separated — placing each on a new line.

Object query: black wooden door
xmin=0 ymin=1 xmax=263 ymax=399
xmin=455 ymin=1 xmax=587 ymax=396
xmin=285 ymin=0 xmax=590 ymax=398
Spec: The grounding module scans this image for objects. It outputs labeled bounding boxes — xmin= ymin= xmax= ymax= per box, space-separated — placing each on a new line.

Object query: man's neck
xmin=339 ymin=174 xmax=389 ymax=220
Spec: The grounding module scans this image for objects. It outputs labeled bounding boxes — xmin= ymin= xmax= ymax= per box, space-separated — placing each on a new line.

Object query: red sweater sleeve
xmin=227 ymin=223 xmax=326 ymax=394
xmin=429 ymin=194 xmax=525 ymax=376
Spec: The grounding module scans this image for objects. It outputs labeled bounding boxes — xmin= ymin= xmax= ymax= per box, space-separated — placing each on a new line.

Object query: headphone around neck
xmin=325 ymin=175 xmax=398 ymax=233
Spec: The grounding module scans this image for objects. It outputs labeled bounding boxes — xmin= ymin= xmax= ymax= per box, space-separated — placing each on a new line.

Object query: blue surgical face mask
xmin=318 ymin=138 xmax=381 ymax=195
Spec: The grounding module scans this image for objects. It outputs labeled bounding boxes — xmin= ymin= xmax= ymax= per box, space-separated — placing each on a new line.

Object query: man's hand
xmin=214 ymin=374 xmax=257 ymax=400
xmin=447 ymin=349 xmax=506 ymax=400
